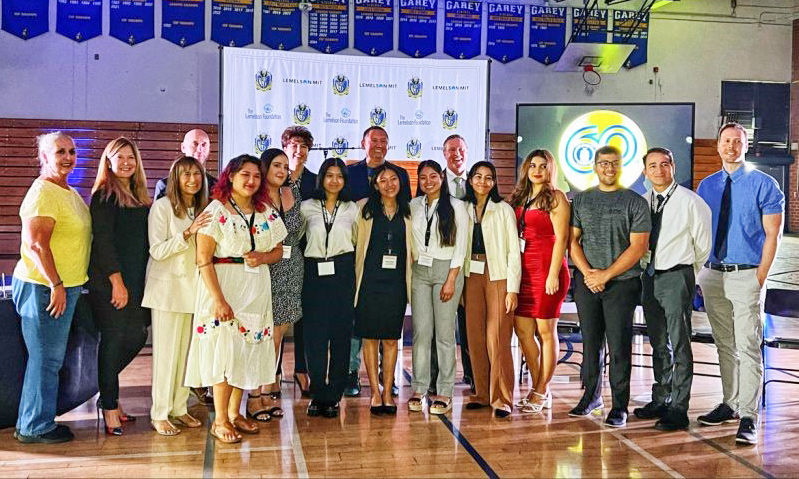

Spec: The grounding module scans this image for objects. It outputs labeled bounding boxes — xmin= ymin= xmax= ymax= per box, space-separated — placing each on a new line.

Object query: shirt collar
xmin=650 ymin=180 xmax=677 ymax=198
xmin=446 ymin=168 xmax=466 ymax=182
xmin=722 ymin=163 xmax=748 ymax=182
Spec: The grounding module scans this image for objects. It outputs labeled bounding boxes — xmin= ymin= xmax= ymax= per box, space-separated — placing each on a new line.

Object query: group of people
xmin=11 ymin=121 xmax=783 ymax=448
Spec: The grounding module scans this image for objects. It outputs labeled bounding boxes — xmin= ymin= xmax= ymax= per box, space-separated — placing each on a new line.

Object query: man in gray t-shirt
xmin=568 ymin=145 xmax=651 ymax=428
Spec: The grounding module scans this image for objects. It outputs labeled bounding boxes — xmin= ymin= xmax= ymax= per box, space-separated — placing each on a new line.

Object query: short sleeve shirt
xmin=571 ymin=187 xmax=651 ymax=281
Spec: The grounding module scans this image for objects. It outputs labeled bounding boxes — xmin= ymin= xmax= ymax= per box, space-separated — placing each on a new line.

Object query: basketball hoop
xmin=582 ymin=65 xmax=601 ymax=96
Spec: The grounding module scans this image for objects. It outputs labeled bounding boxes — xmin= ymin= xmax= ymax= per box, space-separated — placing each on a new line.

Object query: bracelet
xmin=51 ymin=280 xmax=63 ymax=289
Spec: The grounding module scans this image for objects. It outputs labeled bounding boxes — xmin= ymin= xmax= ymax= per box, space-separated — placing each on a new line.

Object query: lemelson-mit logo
xmin=293 ymin=103 xmax=311 ymax=125
xmin=332 ymin=74 xmax=350 ymax=96
xmin=255 ymin=70 xmax=272 ymax=92
xmin=557 ymin=110 xmax=647 ymax=191
xmin=406 ymin=138 xmax=422 ymax=159
xmin=332 ymin=137 xmax=349 ymax=158
xmin=370 ymin=107 xmax=387 ymax=128
xmin=442 ymin=109 xmax=458 ymax=130
xmin=255 ymin=134 xmax=272 ymax=155
xmin=407 ymin=77 xmax=423 ymax=99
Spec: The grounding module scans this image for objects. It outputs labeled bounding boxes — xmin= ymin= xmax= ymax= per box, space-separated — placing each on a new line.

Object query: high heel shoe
xmin=520 ymin=391 xmax=551 ymax=414
xmin=96 ymin=399 xmax=123 ymax=436
xmin=293 ymin=373 xmax=311 ymax=398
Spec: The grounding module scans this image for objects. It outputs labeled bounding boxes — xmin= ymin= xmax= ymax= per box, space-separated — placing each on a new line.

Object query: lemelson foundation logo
xmin=442 ymin=109 xmax=458 ymax=130
xmin=407 ymin=77 xmax=423 ymax=98
xmin=332 ymin=137 xmax=349 ymax=158
xmin=406 ymin=138 xmax=422 ymax=159
xmin=370 ymin=107 xmax=387 ymax=128
xmin=332 ymin=74 xmax=350 ymax=96
xmin=293 ymin=103 xmax=312 ymax=125
xmin=254 ymin=134 xmax=271 ymax=155
xmin=255 ymin=70 xmax=272 ymax=91
xmin=558 ymin=110 xmax=646 ymax=191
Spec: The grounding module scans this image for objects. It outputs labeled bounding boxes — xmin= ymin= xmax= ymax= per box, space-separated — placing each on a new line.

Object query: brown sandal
xmin=170 ymin=414 xmax=202 ymax=428
xmin=210 ymin=422 xmax=241 ymax=443
xmin=231 ymin=414 xmax=260 ymax=434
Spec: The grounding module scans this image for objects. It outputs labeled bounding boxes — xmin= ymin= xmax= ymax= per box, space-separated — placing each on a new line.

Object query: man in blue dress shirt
xmin=696 ymin=122 xmax=784 ymax=445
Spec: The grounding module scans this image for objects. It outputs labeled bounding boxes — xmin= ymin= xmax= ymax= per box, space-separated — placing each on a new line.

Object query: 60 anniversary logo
xmin=557 ymin=110 xmax=646 ymax=191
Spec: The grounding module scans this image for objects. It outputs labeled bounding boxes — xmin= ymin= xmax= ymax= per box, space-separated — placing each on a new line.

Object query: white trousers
xmin=150 ymin=309 xmax=193 ymax=420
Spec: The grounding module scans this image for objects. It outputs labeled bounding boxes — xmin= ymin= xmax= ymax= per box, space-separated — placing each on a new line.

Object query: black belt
xmin=706 ymin=262 xmax=758 ymax=272
xmin=654 ymin=264 xmax=692 ymax=274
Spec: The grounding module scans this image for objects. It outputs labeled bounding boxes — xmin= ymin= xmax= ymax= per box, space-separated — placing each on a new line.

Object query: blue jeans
xmin=12 ymin=278 xmax=81 ymax=436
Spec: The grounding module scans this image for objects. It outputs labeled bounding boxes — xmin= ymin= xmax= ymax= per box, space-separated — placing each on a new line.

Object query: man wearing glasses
xmin=568 ymin=145 xmax=651 ymax=428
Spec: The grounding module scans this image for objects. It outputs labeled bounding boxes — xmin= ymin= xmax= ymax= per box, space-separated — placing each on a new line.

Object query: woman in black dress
xmin=354 ymin=163 xmax=413 ymax=415
xmin=87 ymin=137 xmax=151 ymax=436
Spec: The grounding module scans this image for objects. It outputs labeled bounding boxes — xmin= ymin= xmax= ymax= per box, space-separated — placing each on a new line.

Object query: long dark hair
xmin=212 ymin=154 xmax=270 ymax=212
xmin=464 ymin=161 xmax=503 ymax=204
xmin=361 ymin=162 xmax=411 ymax=220
xmin=509 ymin=149 xmax=559 ymax=212
xmin=311 ymin=157 xmax=351 ymax=201
xmin=416 ymin=160 xmax=456 ymax=247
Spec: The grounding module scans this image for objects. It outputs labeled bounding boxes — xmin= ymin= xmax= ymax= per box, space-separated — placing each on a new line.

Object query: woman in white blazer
xmin=462 ymin=161 xmax=521 ymax=418
xmin=142 ymin=157 xmax=211 ymax=435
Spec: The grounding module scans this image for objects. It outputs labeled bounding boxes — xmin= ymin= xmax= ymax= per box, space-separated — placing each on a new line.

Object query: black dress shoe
xmin=322 ymin=402 xmax=340 ymax=418
xmin=382 ymin=403 xmax=397 ymax=415
xmin=307 ymin=400 xmax=321 ymax=417
xmin=493 ymin=409 xmax=511 ymax=418
xmin=633 ymin=401 xmax=668 ymax=420
xmin=655 ymin=409 xmax=689 ymax=431
xmin=568 ymin=397 xmax=604 ymax=417
xmin=465 ymin=402 xmax=489 ymax=410
xmin=605 ymin=408 xmax=628 ymax=428
xmin=698 ymin=403 xmax=738 ymax=426
xmin=735 ymin=417 xmax=758 ymax=445
xmin=344 ymin=371 xmax=361 ymax=397
xmin=370 ymin=404 xmax=384 ymax=416
xmin=14 ymin=424 xmax=74 ymax=444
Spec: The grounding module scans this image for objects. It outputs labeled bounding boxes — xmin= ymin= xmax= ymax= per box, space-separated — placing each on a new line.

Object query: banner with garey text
xmin=56 ymin=0 xmax=102 ymax=42
xmin=529 ymin=5 xmax=566 ymax=65
xmin=308 ymin=0 xmax=349 ymax=54
xmin=354 ymin=0 xmax=394 ymax=56
xmin=612 ymin=9 xmax=648 ymax=69
xmin=221 ymin=48 xmax=488 ymax=174
xmin=211 ymin=0 xmax=254 ymax=47
xmin=162 ymin=0 xmax=205 ymax=47
xmin=110 ymin=0 xmax=155 ymax=46
xmin=1 ymin=0 xmax=48 ymax=40
xmin=398 ymin=0 xmax=437 ymax=58
xmin=261 ymin=0 xmax=301 ymax=50
xmin=571 ymin=7 xmax=607 ymax=43
xmin=444 ymin=0 xmax=483 ymax=59
xmin=485 ymin=2 xmax=523 ymax=64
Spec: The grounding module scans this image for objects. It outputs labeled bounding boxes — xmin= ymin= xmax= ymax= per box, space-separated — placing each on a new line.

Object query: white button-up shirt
xmin=301 ymin=199 xmax=359 ymax=259
xmin=410 ymin=195 xmax=469 ymax=269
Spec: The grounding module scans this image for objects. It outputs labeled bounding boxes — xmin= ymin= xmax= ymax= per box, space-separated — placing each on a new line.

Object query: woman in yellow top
xmin=11 ymin=132 xmax=91 ymax=444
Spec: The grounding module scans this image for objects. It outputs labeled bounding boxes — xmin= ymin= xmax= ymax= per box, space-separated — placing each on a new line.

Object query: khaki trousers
xmin=150 ymin=309 xmax=193 ymax=420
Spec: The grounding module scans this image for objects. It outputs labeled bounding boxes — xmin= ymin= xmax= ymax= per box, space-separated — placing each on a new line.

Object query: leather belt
xmin=654 ymin=264 xmax=692 ymax=274
xmin=706 ymin=262 xmax=758 ymax=272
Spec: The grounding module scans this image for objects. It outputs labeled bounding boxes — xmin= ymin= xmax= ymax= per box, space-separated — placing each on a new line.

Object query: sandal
xmin=520 ymin=392 xmax=551 ymax=414
xmin=231 ymin=414 xmax=260 ymax=434
xmin=210 ymin=422 xmax=241 ymax=444
xmin=408 ymin=396 xmax=424 ymax=412
xmin=429 ymin=399 xmax=452 ymax=415
xmin=151 ymin=419 xmax=180 ymax=436
xmin=170 ymin=414 xmax=202 ymax=428
xmin=515 ymin=393 xmax=534 ymax=409
xmin=248 ymin=390 xmax=262 ymax=399
xmin=264 ymin=406 xmax=284 ymax=418
xmin=248 ymin=406 xmax=272 ymax=422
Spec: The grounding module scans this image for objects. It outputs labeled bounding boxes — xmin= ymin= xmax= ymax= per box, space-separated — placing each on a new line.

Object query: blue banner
xmin=572 ymin=7 xmax=608 ymax=43
xmin=110 ymin=1 xmax=155 ymax=45
xmin=443 ymin=0 xmax=482 ymax=59
xmin=56 ymin=0 xmax=102 ymax=42
xmin=308 ymin=0 xmax=349 ymax=54
xmin=261 ymin=1 xmax=301 ymax=50
xmin=212 ymin=0 xmax=254 ymax=47
xmin=2 ymin=0 xmax=48 ymax=40
xmin=485 ymin=2 xmax=523 ymax=64
xmin=529 ymin=5 xmax=566 ymax=65
xmin=354 ymin=0 xmax=394 ymax=56
xmin=398 ymin=0 xmax=437 ymax=58
xmin=612 ymin=9 xmax=648 ymax=69
xmin=162 ymin=0 xmax=205 ymax=47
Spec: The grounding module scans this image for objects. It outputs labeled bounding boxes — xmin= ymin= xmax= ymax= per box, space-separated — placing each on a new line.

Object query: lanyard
xmin=320 ymin=200 xmax=340 ymax=259
xmin=517 ymin=197 xmax=536 ymax=239
xmin=473 ymin=201 xmax=489 ymax=225
xmin=651 ymin=182 xmax=678 ymax=215
xmin=229 ymin=197 xmax=256 ymax=252
xmin=424 ymin=199 xmax=436 ymax=250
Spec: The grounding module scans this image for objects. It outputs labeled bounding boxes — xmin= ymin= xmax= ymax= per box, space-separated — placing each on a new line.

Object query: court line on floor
xmin=289 ymin=409 xmax=310 ymax=479
xmin=0 ymin=450 xmax=202 ymax=467
xmin=687 ymin=431 xmax=774 ymax=479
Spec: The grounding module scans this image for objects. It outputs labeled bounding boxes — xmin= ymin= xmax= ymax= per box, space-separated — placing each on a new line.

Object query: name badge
xmin=470 ymin=260 xmax=485 ymax=275
xmin=244 ymin=264 xmax=260 ymax=274
xmin=418 ymin=252 xmax=434 ymax=267
xmin=519 ymin=238 xmax=526 ymax=253
xmin=282 ymin=245 xmax=292 ymax=259
xmin=382 ymin=255 xmax=398 ymax=270
xmin=318 ymin=261 xmax=335 ymax=276
xmin=641 ymin=250 xmax=652 ymax=267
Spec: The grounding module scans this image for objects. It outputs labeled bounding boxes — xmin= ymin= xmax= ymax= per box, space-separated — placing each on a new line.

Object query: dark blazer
xmin=154 ymin=173 xmax=217 ymax=200
xmin=297 ymin=168 xmax=317 ymax=200
xmin=347 ymin=159 xmax=411 ymax=202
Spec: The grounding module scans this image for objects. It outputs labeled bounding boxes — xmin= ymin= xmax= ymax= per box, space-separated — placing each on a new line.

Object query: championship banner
xmin=398 ymin=0 xmax=437 ymax=58
xmin=220 ymin=48 xmax=488 ymax=175
xmin=354 ymin=0 xmax=394 ymax=56
xmin=261 ymin=0 xmax=301 ymax=50
xmin=308 ymin=0 xmax=349 ymax=54
xmin=612 ymin=10 xmax=649 ymax=69
xmin=1 ymin=0 xmax=48 ymax=40
xmin=443 ymin=0 xmax=483 ymax=59
xmin=56 ymin=0 xmax=102 ymax=43
xmin=110 ymin=0 xmax=155 ymax=46
xmin=485 ymin=2 xmax=523 ymax=64
xmin=529 ymin=5 xmax=566 ymax=65
xmin=162 ymin=0 xmax=205 ymax=47
xmin=572 ymin=7 xmax=608 ymax=43
xmin=211 ymin=0 xmax=254 ymax=47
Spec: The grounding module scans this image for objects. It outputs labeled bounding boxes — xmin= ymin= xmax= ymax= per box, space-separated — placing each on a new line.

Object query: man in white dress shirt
xmin=633 ymin=147 xmax=712 ymax=431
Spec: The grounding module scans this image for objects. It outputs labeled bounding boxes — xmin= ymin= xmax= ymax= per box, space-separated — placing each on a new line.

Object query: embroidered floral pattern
xmin=219 ymin=215 xmax=227 ymax=225
xmin=195 ymin=317 xmax=272 ymax=343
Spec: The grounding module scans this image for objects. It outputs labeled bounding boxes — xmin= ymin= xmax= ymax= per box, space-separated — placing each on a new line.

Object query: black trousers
xmin=457 ymin=304 xmax=472 ymax=381
xmin=641 ymin=266 xmax=695 ymax=412
xmin=573 ymin=272 xmax=640 ymax=410
xmin=303 ymin=253 xmax=355 ymax=404
xmin=88 ymin=290 xmax=149 ymax=410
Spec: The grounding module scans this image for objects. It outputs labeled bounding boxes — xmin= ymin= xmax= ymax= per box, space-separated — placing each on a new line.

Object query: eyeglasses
xmin=596 ymin=160 xmax=621 ymax=169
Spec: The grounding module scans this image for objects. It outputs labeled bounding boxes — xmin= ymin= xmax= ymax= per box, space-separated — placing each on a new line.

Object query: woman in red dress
xmin=509 ymin=149 xmax=571 ymax=414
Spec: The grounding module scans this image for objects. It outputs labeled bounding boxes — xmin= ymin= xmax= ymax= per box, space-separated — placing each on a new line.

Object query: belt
xmin=471 ymin=254 xmax=486 ymax=260
xmin=706 ymin=262 xmax=758 ymax=272
xmin=212 ymin=257 xmax=244 ymax=264
xmin=654 ymin=264 xmax=692 ymax=274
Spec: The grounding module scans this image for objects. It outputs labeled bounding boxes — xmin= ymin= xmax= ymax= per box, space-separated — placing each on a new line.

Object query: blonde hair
xmin=36 ymin=131 xmax=73 ymax=174
xmin=509 ymin=149 xmax=560 ymax=212
xmin=166 ymin=156 xmax=208 ymax=219
xmin=92 ymin=137 xmax=151 ymax=207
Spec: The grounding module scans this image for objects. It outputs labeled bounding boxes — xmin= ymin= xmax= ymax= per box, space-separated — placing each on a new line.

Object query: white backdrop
xmin=220 ymin=48 xmax=489 ymax=172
